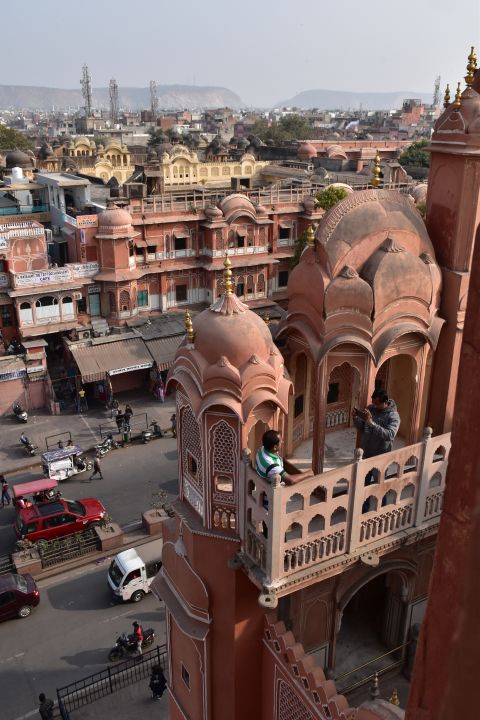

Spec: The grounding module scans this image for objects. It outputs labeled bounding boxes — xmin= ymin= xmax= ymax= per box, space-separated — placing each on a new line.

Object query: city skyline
xmin=3 ymin=0 xmax=479 ymax=106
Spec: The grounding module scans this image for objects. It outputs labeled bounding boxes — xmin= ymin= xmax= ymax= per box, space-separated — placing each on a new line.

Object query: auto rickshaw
xmin=12 ymin=478 xmax=61 ymax=508
xmin=41 ymin=445 xmax=93 ymax=482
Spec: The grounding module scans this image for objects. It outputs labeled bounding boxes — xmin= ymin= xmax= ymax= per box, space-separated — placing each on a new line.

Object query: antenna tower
xmin=433 ymin=75 xmax=441 ymax=107
xmin=80 ymin=64 xmax=93 ymax=117
xmin=109 ymin=78 xmax=119 ymax=124
xmin=150 ymin=80 xmax=158 ymax=122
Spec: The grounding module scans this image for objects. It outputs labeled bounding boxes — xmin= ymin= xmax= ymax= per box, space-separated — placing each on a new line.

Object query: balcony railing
xmin=240 ymin=428 xmax=450 ymax=592
xmin=0 ymin=204 xmax=49 ymax=215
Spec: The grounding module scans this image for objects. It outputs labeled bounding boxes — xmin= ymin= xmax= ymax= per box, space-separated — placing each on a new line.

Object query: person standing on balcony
xmin=353 ymin=389 xmax=400 ymax=461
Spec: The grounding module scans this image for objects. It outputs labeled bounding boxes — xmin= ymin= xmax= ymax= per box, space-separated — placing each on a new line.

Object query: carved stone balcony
xmin=239 ymin=428 xmax=450 ymax=602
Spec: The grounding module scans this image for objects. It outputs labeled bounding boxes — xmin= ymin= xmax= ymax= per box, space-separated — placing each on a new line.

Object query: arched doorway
xmin=326 ymin=362 xmax=360 ymax=432
xmin=247 ymin=419 xmax=269 ymax=459
xmin=375 ymin=355 xmax=417 ymax=443
xmin=334 ymin=570 xmax=410 ymax=690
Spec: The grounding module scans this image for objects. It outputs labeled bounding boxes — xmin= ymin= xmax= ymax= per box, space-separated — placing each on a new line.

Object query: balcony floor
xmin=288 ymin=428 xmax=406 ymax=472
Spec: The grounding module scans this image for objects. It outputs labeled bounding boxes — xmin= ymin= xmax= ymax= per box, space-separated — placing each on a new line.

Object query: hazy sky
xmin=4 ymin=0 xmax=480 ymax=105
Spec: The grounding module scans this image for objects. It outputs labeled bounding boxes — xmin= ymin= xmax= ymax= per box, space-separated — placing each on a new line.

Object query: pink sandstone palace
xmin=148 ymin=49 xmax=480 ymax=719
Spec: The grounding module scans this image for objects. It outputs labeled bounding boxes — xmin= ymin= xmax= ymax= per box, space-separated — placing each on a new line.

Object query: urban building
xmin=151 ymin=53 xmax=479 ymax=720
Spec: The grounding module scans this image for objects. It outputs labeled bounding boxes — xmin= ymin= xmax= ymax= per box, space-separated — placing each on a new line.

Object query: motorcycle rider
xmin=20 ymin=432 xmax=29 ymax=447
xmin=132 ymin=621 xmax=143 ymax=656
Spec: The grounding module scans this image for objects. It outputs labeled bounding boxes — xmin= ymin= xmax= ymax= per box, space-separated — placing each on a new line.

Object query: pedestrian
xmin=1 ymin=477 xmax=11 ymax=507
xmin=89 ymin=454 xmax=103 ymax=481
xmin=78 ymin=387 xmax=88 ymax=413
xmin=353 ymin=388 xmax=400 ymax=512
xmin=170 ymin=413 xmax=176 ymax=438
xmin=115 ymin=408 xmax=124 ymax=433
xmin=149 ymin=664 xmax=167 ymax=700
xmin=110 ymin=397 xmax=119 ymax=419
xmin=38 ymin=693 xmax=54 ymax=720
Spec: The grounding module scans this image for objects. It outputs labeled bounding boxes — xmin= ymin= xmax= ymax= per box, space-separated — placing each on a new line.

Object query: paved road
xmin=0 ymin=550 xmax=166 ymax=720
xmin=0 ymin=432 xmax=179 ymax=555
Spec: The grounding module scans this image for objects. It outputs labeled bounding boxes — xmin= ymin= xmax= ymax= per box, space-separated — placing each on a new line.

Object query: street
xmin=0 ymin=396 xmax=179 ymax=555
xmin=0 ymin=552 xmax=166 ymax=720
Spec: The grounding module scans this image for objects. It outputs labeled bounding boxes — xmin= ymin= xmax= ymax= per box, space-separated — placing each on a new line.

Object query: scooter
xmin=149 ymin=420 xmax=164 ymax=438
xmin=13 ymin=403 xmax=28 ymax=423
xmin=108 ymin=628 xmax=155 ymax=661
xmin=141 ymin=427 xmax=153 ymax=443
xmin=20 ymin=434 xmax=37 ymax=456
xmin=95 ymin=433 xmax=119 ymax=457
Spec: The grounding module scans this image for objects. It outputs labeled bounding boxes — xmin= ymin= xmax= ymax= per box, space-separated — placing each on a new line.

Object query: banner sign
xmin=13 ymin=267 xmax=72 ymax=288
xmin=0 ymin=368 xmax=27 ymax=382
xmin=76 ymin=215 xmax=98 ymax=228
xmin=108 ymin=362 xmax=152 ymax=376
xmin=70 ymin=262 xmax=99 ymax=278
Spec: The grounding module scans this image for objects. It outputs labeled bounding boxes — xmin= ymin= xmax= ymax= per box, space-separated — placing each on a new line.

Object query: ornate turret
xmin=371 ymin=151 xmax=381 ymax=188
xmin=454 ymin=81 xmax=462 ymax=108
xmin=443 ymin=84 xmax=451 ymax=108
xmin=184 ymin=309 xmax=194 ymax=344
xmin=306 ymin=224 xmax=315 ymax=249
xmin=465 ymin=46 xmax=477 ymax=88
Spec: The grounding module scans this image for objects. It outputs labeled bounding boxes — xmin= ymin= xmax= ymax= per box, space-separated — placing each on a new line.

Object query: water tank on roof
xmin=11 ymin=167 xmax=24 ymax=181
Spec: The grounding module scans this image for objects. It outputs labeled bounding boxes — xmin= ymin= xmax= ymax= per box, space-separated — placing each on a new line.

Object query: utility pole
xmin=150 ymin=80 xmax=158 ymax=123
xmin=80 ymin=64 xmax=93 ymax=117
xmin=433 ymin=75 xmax=441 ymax=108
xmin=109 ymin=78 xmax=119 ymax=125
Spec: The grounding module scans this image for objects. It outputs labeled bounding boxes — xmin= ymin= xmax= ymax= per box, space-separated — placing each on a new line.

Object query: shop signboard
xmin=13 ymin=267 xmax=72 ymax=288
xmin=76 ymin=215 xmax=98 ymax=228
xmin=70 ymin=262 xmax=99 ymax=278
xmin=0 ymin=368 xmax=27 ymax=382
xmin=108 ymin=362 xmax=152 ymax=376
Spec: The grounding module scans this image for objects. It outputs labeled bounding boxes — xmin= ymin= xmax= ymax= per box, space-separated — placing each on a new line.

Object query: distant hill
xmin=277 ymin=89 xmax=433 ymax=111
xmin=0 ymin=84 xmax=245 ymax=111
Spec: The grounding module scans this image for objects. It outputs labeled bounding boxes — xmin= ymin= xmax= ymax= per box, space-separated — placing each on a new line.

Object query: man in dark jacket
xmin=38 ymin=693 xmax=54 ymax=719
xmin=353 ymin=389 xmax=400 ymax=459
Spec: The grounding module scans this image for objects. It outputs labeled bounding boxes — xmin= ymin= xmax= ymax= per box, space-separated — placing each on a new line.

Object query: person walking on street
xmin=38 ymin=693 xmax=54 ymax=720
xmin=124 ymin=404 xmax=133 ymax=430
xmin=89 ymin=454 xmax=103 ymax=481
xmin=1 ymin=477 xmax=11 ymax=507
xmin=110 ymin=398 xmax=119 ymax=419
xmin=170 ymin=413 xmax=177 ymax=438
xmin=149 ymin=664 xmax=167 ymax=700
xmin=115 ymin=408 xmax=124 ymax=432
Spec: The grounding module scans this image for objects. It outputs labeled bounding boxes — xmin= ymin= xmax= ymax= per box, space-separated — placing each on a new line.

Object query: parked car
xmin=0 ymin=573 xmax=39 ymax=621
xmin=15 ymin=498 xmax=106 ymax=543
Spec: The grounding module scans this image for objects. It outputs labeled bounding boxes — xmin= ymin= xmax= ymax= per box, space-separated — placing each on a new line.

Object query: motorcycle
xmin=95 ymin=433 xmax=119 ymax=457
xmin=141 ymin=428 xmax=152 ymax=443
xmin=149 ymin=420 xmax=164 ymax=438
xmin=108 ymin=629 xmax=155 ymax=661
xmin=20 ymin=434 xmax=38 ymax=456
xmin=13 ymin=403 xmax=28 ymax=423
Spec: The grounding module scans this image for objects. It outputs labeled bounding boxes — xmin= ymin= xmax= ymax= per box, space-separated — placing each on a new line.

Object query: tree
xmin=250 ymin=114 xmax=313 ymax=143
xmin=399 ymin=140 xmax=430 ymax=168
xmin=315 ymin=186 xmax=349 ymax=211
xmin=147 ymin=126 xmax=167 ymax=147
xmin=0 ymin=125 xmax=33 ymax=152
xmin=290 ymin=228 xmax=309 ymax=269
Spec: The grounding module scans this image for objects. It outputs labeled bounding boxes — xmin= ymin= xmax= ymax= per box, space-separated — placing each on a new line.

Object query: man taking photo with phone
xmin=353 ymin=389 xmax=400 ymax=461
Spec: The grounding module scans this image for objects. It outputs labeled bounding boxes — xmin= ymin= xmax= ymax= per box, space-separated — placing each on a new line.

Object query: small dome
xmin=5 ymin=150 xmax=31 ymax=169
xmin=254 ymin=203 xmax=269 ymax=217
xmin=218 ymin=193 xmax=256 ymax=220
xmin=297 ymin=142 xmax=317 ymax=160
xmin=205 ymin=205 xmax=223 ymax=220
xmin=193 ymin=295 xmax=274 ymax=367
xmin=98 ymin=205 xmax=133 ymax=230
xmin=326 ymin=144 xmax=348 ymax=160
xmin=410 ymin=183 xmax=428 ymax=205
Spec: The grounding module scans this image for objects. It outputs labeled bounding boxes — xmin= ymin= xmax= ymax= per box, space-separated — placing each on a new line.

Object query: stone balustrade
xmin=240 ymin=428 xmax=450 ymax=591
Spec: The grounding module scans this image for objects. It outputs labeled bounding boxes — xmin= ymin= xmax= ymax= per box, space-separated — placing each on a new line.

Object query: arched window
xmin=19 ymin=301 xmax=33 ymax=324
xmin=362 ymin=496 xmax=378 ymax=514
xmin=332 ymin=479 xmax=349 ymax=497
xmin=61 ymin=295 xmax=74 ymax=319
xmin=286 ymin=493 xmax=304 ymax=513
xmin=308 ymin=515 xmax=325 ymax=533
xmin=120 ymin=290 xmax=130 ymax=312
xmin=284 ymin=522 xmax=302 ymax=542
xmin=429 ymin=472 xmax=442 ymax=488
xmin=385 ymin=462 xmax=400 ymax=479
xmin=35 ymin=296 xmax=59 ymax=320
xmin=309 ymin=486 xmax=327 ymax=505
xmin=330 ymin=507 xmax=347 ymax=526
xmin=382 ymin=490 xmax=397 ymax=506
xmin=246 ymin=275 xmax=254 ymax=295
xmin=433 ymin=446 xmax=447 ymax=462
xmin=400 ymin=484 xmax=415 ymax=500
xmin=257 ymin=274 xmax=265 ymax=294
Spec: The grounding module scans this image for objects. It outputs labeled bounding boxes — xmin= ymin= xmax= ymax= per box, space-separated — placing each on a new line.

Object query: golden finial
xmin=465 ymin=46 xmax=477 ymax=87
xmin=389 ymin=689 xmax=400 ymax=707
xmin=454 ymin=82 xmax=462 ymax=109
xmin=371 ymin=151 xmax=381 ymax=188
xmin=443 ymin=84 xmax=451 ymax=108
xmin=306 ymin=224 xmax=315 ymax=249
xmin=223 ymin=252 xmax=233 ymax=295
xmin=263 ymin=314 xmax=270 ymax=325
xmin=184 ymin=309 xmax=194 ymax=343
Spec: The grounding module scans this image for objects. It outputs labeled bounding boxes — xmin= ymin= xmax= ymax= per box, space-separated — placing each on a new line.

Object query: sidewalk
xmin=67 ymin=682 xmax=170 ymax=720
xmin=0 ymin=390 xmax=176 ymax=477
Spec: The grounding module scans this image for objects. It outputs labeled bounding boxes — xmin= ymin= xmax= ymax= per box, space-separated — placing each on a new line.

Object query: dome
xmin=204 ymin=205 xmax=223 ymax=220
xmin=315 ymin=189 xmax=433 ymax=277
xmin=5 ymin=150 xmax=31 ymax=169
xmin=410 ymin=183 xmax=428 ymax=205
xmin=326 ymin=144 xmax=348 ymax=160
xmin=297 ymin=142 xmax=317 ymax=160
xmin=218 ymin=193 xmax=256 ymax=221
xmin=98 ymin=205 xmax=133 ymax=231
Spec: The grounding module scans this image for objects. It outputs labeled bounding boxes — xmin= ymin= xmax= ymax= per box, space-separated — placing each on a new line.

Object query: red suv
xmin=15 ymin=498 xmax=106 ymax=542
xmin=0 ymin=573 xmax=39 ymax=621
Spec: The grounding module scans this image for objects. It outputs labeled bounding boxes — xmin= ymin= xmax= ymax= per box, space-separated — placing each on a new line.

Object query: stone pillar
xmin=312 ymin=358 xmax=328 ymax=474
xmin=406 ymin=212 xmax=480 ymax=720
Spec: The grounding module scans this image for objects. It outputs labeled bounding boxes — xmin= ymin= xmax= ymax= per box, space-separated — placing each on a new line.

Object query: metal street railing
xmin=335 ymin=641 xmax=408 ymax=695
xmin=57 ymin=644 xmax=167 ymax=719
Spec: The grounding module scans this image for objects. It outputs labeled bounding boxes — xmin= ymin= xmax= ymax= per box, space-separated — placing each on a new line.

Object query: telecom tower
xmin=150 ymin=80 xmax=158 ymax=122
xmin=109 ymin=78 xmax=119 ymax=124
xmin=433 ymin=75 xmax=441 ymax=107
xmin=80 ymin=64 xmax=93 ymax=117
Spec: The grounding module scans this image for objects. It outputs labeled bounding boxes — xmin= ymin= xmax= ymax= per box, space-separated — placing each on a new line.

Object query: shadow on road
xmin=61 ymin=647 xmax=112 ymax=668
xmin=47 ymin=573 xmax=113 ymax=611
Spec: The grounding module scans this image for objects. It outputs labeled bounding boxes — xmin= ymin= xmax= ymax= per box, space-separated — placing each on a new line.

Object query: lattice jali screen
xmin=181 ymin=405 xmax=203 ymax=493
xmin=277 ymin=680 xmax=315 ymax=720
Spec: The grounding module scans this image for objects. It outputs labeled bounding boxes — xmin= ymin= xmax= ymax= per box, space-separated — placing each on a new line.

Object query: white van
xmin=107 ymin=544 xmax=162 ymax=603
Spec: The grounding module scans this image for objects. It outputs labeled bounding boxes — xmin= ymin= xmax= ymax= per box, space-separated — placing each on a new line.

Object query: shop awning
xmin=70 ymin=337 xmax=153 ymax=382
xmin=146 ymin=334 xmax=185 ymax=371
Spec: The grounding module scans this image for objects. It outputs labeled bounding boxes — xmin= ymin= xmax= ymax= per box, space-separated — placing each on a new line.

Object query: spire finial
xmin=465 ymin=46 xmax=477 ymax=87
xmin=454 ymin=81 xmax=462 ymax=109
xmin=184 ymin=309 xmax=194 ymax=343
xmin=306 ymin=224 xmax=315 ymax=249
xmin=371 ymin=151 xmax=381 ymax=188
xmin=223 ymin=252 xmax=233 ymax=296
xmin=263 ymin=313 xmax=270 ymax=326
xmin=389 ymin=689 xmax=400 ymax=706
xmin=443 ymin=83 xmax=451 ymax=108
